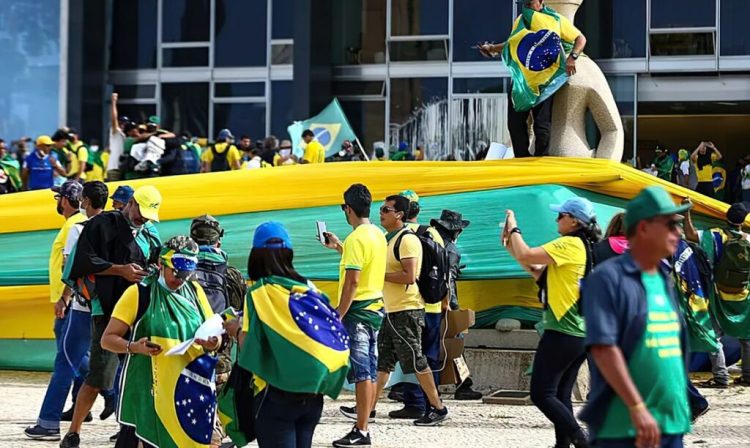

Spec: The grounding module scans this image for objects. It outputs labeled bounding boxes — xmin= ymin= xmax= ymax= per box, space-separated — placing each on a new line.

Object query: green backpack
xmin=715 ymin=229 xmax=750 ymax=294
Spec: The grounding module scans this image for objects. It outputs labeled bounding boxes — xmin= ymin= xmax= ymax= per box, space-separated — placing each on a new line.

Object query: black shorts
xmin=85 ymin=315 xmax=119 ymax=390
xmin=377 ymin=309 xmax=429 ymax=374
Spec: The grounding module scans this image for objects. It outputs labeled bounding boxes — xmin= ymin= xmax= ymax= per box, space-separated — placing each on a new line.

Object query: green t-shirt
xmin=598 ymin=272 xmax=691 ymax=439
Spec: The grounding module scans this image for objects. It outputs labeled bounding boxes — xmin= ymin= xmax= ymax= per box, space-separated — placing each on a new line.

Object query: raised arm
xmin=110 ymin=93 xmax=119 ymax=133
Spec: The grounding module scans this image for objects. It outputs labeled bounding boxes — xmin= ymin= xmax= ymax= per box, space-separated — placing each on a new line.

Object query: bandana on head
xmin=160 ymin=236 xmax=199 ymax=279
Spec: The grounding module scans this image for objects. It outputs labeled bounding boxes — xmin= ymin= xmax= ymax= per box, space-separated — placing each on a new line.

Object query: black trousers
xmin=507 ymin=88 xmax=554 ymax=157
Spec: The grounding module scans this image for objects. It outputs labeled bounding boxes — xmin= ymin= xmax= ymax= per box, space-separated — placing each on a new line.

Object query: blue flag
xmin=287 ymin=99 xmax=358 ymax=158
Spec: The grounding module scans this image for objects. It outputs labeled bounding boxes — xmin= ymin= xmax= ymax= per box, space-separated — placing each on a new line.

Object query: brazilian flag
xmin=502 ymin=6 xmax=573 ymax=112
xmin=239 ymin=276 xmax=350 ymax=398
xmin=0 ymin=156 xmax=21 ymax=191
xmin=712 ymin=160 xmax=727 ymax=202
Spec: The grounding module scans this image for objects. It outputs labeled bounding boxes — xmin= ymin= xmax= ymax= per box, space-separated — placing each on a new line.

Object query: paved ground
xmin=2 ymin=371 xmax=749 ymax=447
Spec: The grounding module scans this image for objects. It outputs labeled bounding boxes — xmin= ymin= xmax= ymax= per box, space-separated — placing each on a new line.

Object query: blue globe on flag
xmin=516 ymin=29 xmax=561 ymax=72
xmin=312 ymin=127 xmax=332 ymax=146
xmin=174 ymin=354 xmax=217 ymax=444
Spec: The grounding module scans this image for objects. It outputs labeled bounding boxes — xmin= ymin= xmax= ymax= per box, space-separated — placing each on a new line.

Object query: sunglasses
xmin=556 ymin=212 xmax=572 ymax=221
xmin=340 ymin=204 xmax=347 ymax=211
xmin=651 ymin=217 xmax=682 ymax=231
xmin=380 ymin=205 xmax=396 ymax=214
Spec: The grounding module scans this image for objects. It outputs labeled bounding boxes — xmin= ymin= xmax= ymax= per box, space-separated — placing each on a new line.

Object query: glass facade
xmin=161 ymin=83 xmax=209 ymax=137
xmin=331 ymin=0 xmax=386 ymax=65
xmin=452 ymin=0 xmax=514 ymax=62
xmin=651 ymin=0 xmax=715 ymax=28
xmin=214 ymin=0 xmax=267 ymax=67
xmin=574 ymin=0 xmax=646 ymax=59
xmin=391 ymin=0 xmax=448 ymax=36
xmin=111 ymin=0 xmax=157 ymax=69
xmin=162 ymin=0 xmax=211 ymax=42
xmin=721 ymin=0 xmax=750 ymax=56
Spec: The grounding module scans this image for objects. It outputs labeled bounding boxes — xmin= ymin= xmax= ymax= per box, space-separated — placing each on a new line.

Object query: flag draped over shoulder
xmin=672 ymin=239 xmax=720 ymax=353
xmin=0 ymin=157 xmax=21 ymax=191
xmin=287 ymin=99 xmax=358 ymax=158
xmin=502 ymin=6 xmax=571 ymax=112
xmin=119 ymin=282 xmax=217 ymax=448
xmin=238 ymin=276 xmax=350 ymax=399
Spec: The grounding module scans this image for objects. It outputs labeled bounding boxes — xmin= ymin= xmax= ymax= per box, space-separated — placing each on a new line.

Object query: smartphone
xmin=145 ymin=341 xmax=161 ymax=350
xmin=500 ymin=219 xmax=510 ymax=247
xmin=316 ymin=221 xmax=329 ymax=245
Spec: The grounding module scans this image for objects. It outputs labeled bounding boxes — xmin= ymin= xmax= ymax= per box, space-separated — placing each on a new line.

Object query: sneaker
xmin=388 ymin=405 xmax=424 ymax=419
xmin=60 ymin=407 xmax=93 ymax=422
xmin=698 ymin=378 xmax=729 ymax=389
xmin=109 ymin=431 xmax=120 ymax=442
xmin=333 ymin=426 xmax=372 ymax=447
xmin=691 ymin=405 xmax=710 ymax=423
xmin=339 ymin=406 xmax=375 ymax=423
xmin=454 ymin=387 xmax=483 ymax=400
xmin=59 ymin=432 xmax=80 ymax=448
xmin=387 ymin=389 xmax=404 ymax=402
xmin=413 ymin=406 xmax=449 ymax=426
xmin=24 ymin=425 xmax=61 ymax=441
xmin=100 ymin=394 xmax=116 ymax=420
xmin=734 ymin=377 xmax=750 ymax=386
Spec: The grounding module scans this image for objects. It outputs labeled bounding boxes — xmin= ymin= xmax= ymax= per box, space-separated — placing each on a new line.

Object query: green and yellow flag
xmin=502 ymin=6 xmax=576 ymax=112
xmin=119 ymin=282 xmax=217 ymax=448
xmin=239 ymin=276 xmax=350 ymax=398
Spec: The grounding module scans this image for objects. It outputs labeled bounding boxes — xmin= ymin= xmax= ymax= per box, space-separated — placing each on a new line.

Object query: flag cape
xmin=238 ymin=276 xmax=350 ymax=398
xmin=118 ymin=282 xmax=217 ymax=448
xmin=502 ymin=6 xmax=570 ymax=112
xmin=287 ymin=99 xmax=358 ymax=158
xmin=712 ymin=160 xmax=727 ymax=201
xmin=0 ymin=157 xmax=21 ymax=190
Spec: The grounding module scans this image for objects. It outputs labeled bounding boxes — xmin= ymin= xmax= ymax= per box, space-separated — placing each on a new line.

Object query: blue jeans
xmin=594 ymin=434 xmax=684 ymax=447
xmin=37 ymin=310 xmax=92 ymax=430
xmin=687 ymin=380 xmax=708 ymax=416
xmin=343 ymin=319 xmax=378 ymax=383
xmin=253 ymin=387 xmax=324 ymax=448
xmin=402 ymin=311 xmax=442 ymax=411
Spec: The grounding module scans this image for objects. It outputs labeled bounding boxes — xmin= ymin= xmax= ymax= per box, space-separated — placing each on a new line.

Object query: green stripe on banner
xmin=0 ymin=185 xmax=724 ymax=286
xmin=0 ymin=339 xmax=56 ymax=371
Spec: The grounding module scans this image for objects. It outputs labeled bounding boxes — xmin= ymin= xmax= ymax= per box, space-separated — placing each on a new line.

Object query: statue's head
xmin=544 ymin=0 xmax=583 ymax=20
xmin=545 ymin=0 xmax=583 ymax=7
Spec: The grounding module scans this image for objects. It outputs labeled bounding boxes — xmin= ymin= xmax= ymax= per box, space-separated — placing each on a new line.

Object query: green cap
xmin=624 ymin=186 xmax=692 ymax=232
xmin=148 ymin=115 xmax=161 ymax=125
xmin=399 ymin=189 xmax=419 ymax=204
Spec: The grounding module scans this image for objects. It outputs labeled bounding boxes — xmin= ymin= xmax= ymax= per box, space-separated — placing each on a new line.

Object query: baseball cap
xmin=399 ymin=189 xmax=420 ymax=204
xmin=217 ymin=128 xmax=234 ymax=141
xmin=110 ymin=185 xmax=135 ymax=203
xmin=36 ymin=135 xmax=53 ymax=146
xmin=51 ymin=130 xmax=68 ymax=142
xmin=550 ymin=197 xmax=596 ymax=224
xmin=624 ymin=186 xmax=692 ymax=232
xmin=159 ymin=236 xmax=199 ymax=280
xmin=132 ymin=185 xmax=162 ymax=222
xmin=148 ymin=115 xmax=161 ymax=125
xmin=726 ymin=202 xmax=749 ymax=226
xmin=190 ymin=214 xmax=224 ymax=245
xmin=252 ymin=221 xmax=293 ymax=250
xmin=52 ymin=180 xmax=83 ymax=201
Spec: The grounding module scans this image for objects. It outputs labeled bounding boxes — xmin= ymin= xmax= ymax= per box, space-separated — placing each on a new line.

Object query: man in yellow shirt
xmin=201 ymin=129 xmax=241 ymax=172
xmin=372 ymin=194 xmax=449 ymax=427
xmin=300 ymin=129 xmax=326 ymax=164
xmin=323 ymin=184 xmax=386 ymax=447
xmin=691 ymin=141 xmax=722 ymax=198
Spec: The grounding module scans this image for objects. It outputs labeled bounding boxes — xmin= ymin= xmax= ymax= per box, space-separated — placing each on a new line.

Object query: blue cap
xmin=550 ymin=197 xmax=596 ymax=224
xmin=252 ymin=221 xmax=293 ymax=250
xmin=110 ymin=185 xmax=134 ymax=203
xmin=399 ymin=141 xmax=409 ymax=151
xmin=217 ymin=128 xmax=234 ymax=141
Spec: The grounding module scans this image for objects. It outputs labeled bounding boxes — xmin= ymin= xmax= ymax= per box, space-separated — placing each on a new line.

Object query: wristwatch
xmin=509 ymin=227 xmax=522 ymax=236
xmin=570 ymin=51 xmax=580 ymax=60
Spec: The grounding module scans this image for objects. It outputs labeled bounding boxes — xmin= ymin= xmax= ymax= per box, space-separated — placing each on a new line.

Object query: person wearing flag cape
xmin=479 ymin=0 xmax=586 ymax=158
xmin=102 ymin=236 xmax=222 ymax=448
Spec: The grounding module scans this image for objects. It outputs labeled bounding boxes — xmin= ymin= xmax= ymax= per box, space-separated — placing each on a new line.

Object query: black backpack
xmin=394 ymin=226 xmax=450 ymax=304
xmin=209 ymin=144 xmax=231 ymax=172
xmin=194 ymin=258 xmax=230 ymax=313
xmin=715 ymin=229 xmax=750 ymax=294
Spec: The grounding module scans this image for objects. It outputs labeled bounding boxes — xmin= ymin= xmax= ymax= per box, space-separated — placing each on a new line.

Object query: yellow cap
xmin=36 ymin=135 xmax=54 ymax=146
xmin=133 ymin=185 xmax=162 ymax=222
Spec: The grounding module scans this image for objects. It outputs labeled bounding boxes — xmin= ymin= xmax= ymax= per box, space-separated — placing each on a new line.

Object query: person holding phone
xmin=101 ymin=236 xmax=221 ymax=448
xmin=691 ymin=141 xmax=722 ymax=198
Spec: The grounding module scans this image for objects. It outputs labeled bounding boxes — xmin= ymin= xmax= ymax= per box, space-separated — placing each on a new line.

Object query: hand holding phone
xmin=315 ymin=221 xmax=329 ymax=245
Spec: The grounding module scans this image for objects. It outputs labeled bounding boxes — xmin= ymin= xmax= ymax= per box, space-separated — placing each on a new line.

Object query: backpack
xmin=181 ymin=142 xmax=202 ymax=173
xmin=715 ymin=229 xmax=750 ymax=294
xmin=394 ymin=226 xmax=450 ymax=304
xmin=209 ymin=144 xmax=231 ymax=172
xmin=194 ymin=257 xmax=230 ymax=314
xmin=225 ymin=265 xmax=248 ymax=311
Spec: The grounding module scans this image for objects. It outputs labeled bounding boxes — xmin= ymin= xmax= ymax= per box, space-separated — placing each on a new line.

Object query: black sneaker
xmin=413 ymin=406 xmax=449 ymax=426
xmin=24 ymin=425 xmax=61 ymax=441
xmin=59 ymin=432 xmax=80 ymax=448
xmin=60 ymin=407 xmax=93 ymax=422
xmin=339 ymin=406 xmax=375 ymax=423
xmin=734 ymin=377 xmax=750 ymax=387
xmin=388 ymin=405 xmax=424 ymax=419
xmin=100 ymin=394 xmax=116 ymax=420
xmin=691 ymin=405 xmax=711 ymax=423
xmin=698 ymin=378 xmax=729 ymax=389
xmin=332 ymin=426 xmax=372 ymax=447
xmin=109 ymin=431 xmax=120 ymax=442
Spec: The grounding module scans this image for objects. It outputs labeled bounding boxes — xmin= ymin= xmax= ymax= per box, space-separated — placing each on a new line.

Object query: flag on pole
xmin=287 ymin=99 xmax=358 ymax=158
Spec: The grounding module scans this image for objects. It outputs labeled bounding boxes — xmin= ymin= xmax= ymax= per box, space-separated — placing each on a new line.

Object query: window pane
xmin=162 ymin=0 xmax=210 ymax=42
xmin=389 ymin=40 xmax=447 ymax=61
xmin=332 ymin=81 xmax=385 ymax=96
xmin=575 ymin=0 xmax=646 ymax=59
xmin=215 ymin=82 xmax=266 ymax=98
xmin=114 ymin=85 xmax=157 ymax=99
xmin=215 ymin=0 xmax=267 ymax=67
xmin=111 ymin=0 xmax=157 ymax=69
xmin=453 ymin=0 xmax=513 ymax=62
xmin=162 ymin=47 xmax=209 ymax=67
xmin=272 ymin=0 xmax=294 ymax=39
xmin=339 ymin=101 xmax=385 ymax=157
xmin=271 ymin=43 xmax=294 ymax=64
xmin=331 ymin=0 xmax=386 ymax=65
xmin=650 ymin=33 xmax=714 ymax=56
xmin=391 ymin=0 xmax=448 ymax=36
xmin=651 ymin=0 xmax=715 ymax=29
xmin=721 ymin=0 xmax=750 ymax=55
xmin=116 ymin=104 xmax=157 ymax=125
xmin=213 ymin=103 xmax=266 ymax=142
xmin=390 ymin=78 xmax=448 ymax=160
xmin=161 ymin=83 xmax=209 ymax=138
xmin=271 ymin=81 xmax=294 ymax=138
xmin=453 ymin=78 xmax=506 ymax=94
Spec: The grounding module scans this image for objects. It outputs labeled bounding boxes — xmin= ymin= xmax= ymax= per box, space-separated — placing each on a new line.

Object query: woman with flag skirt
xmin=101 ymin=236 xmax=222 ymax=448
xmin=226 ymin=221 xmax=350 ymax=448
xmin=503 ymin=197 xmax=601 ymax=448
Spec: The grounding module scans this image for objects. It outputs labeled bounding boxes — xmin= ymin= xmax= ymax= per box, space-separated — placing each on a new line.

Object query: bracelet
xmin=125 ymin=340 xmax=131 ymax=354
xmin=628 ymin=402 xmax=646 ymax=412
xmin=509 ymin=227 xmax=522 ymax=235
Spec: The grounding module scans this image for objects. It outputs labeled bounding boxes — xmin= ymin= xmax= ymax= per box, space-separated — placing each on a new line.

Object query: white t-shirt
xmin=742 ymin=165 xmax=750 ymax=191
xmin=108 ymin=128 xmax=125 ymax=171
xmin=63 ymin=222 xmax=90 ymax=313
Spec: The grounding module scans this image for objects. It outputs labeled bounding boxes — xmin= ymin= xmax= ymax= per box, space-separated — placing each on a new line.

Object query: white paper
xmin=165 ymin=314 xmax=225 ymax=356
xmin=279 ymin=149 xmax=291 ymax=158
xmin=485 ymin=142 xmax=513 ymax=160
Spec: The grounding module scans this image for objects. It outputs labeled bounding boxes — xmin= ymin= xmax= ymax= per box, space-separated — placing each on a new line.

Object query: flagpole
xmin=354 ymin=136 xmax=371 ymax=161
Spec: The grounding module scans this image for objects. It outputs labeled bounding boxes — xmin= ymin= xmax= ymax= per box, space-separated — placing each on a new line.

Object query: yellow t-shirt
xmin=200 ymin=143 xmax=242 ymax=170
xmin=111 ymin=282 xmax=214 ymax=327
xmin=87 ymin=151 xmax=108 ymax=182
xmin=303 ymin=141 xmax=326 ymax=164
xmin=513 ymin=9 xmax=581 ymax=46
xmin=696 ymin=164 xmax=713 ymax=183
xmin=406 ymin=222 xmax=445 ymax=313
xmin=383 ymin=228 xmax=424 ymax=313
xmin=338 ymin=224 xmax=387 ymax=303
xmin=540 ymin=236 xmax=586 ymax=337
xmin=66 ymin=143 xmax=89 ymax=179
xmin=49 ymin=213 xmax=87 ymax=302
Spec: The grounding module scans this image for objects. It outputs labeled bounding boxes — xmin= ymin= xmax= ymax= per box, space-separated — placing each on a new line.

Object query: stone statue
xmin=544 ymin=0 xmax=624 ymax=161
